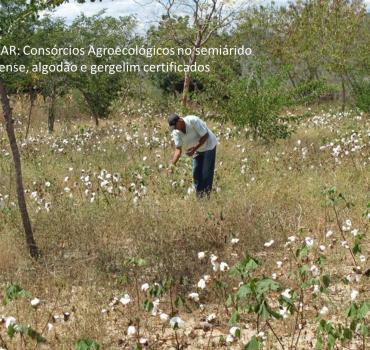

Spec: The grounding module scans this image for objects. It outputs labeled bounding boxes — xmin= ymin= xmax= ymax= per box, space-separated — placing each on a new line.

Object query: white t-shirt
xmin=171 ymin=115 xmax=217 ymax=154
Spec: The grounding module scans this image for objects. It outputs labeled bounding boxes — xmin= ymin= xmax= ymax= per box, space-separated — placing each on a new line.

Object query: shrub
xmin=353 ymin=80 xmax=370 ymax=113
xmin=224 ymin=70 xmax=291 ymax=142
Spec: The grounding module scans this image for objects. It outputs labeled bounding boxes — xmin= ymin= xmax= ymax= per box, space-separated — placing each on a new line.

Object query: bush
xmin=224 ymin=71 xmax=291 ymax=141
xmin=286 ymin=79 xmax=337 ymax=106
xmin=353 ymin=80 xmax=370 ymax=113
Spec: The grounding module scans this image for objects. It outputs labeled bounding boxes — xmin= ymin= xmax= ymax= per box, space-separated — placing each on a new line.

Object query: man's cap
xmin=168 ymin=114 xmax=180 ymax=131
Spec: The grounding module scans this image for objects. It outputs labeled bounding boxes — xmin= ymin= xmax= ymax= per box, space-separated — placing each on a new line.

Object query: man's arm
xmin=170 ymin=146 xmax=182 ymax=167
xmin=187 ymin=132 xmax=209 ymax=156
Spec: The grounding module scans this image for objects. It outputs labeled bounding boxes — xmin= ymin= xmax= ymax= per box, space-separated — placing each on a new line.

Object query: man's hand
xmin=167 ymin=164 xmax=175 ymax=175
xmin=186 ymin=146 xmax=197 ymax=157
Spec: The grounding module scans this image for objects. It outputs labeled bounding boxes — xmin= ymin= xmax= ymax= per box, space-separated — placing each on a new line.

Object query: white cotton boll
xmin=288 ymin=235 xmax=296 ymax=242
xmin=351 ymin=290 xmax=359 ymax=301
xmin=276 ymin=261 xmax=283 ymax=268
xmin=231 ymin=238 xmax=239 ymax=245
xmin=210 ymin=254 xmax=218 ymax=264
xmin=319 ymin=245 xmax=326 ymax=252
xmin=206 ymin=313 xmax=216 ymax=322
xmin=160 ymin=313 xmax=169 ymax=322
xmin=212 ymin=262 xmax=220 ymax=272
xmin=305 ymin=237 xmax=314 ymax=247
xmin=141 ymin=283 xmax=150 ymax=292
xmin=271 ymin=273 xmax=277 ymax=280
xmin=170 ymin=316 xmax=185 ymax=328
xmin=119 ymin=294 xmax=131 ymax=305
xmin=127 ymin=325 xmax=136 ymax=336
xmin=203 ymin=275 xmax=211 ymax=282
xmin=313 ymin=285 xmax=320 ymax=294
xmin=220 ymin=262 xmax=229 ymax=272
xmin=229 ymin=326 xmax=240 ymax=337
xmin=198 ymin=251 xmax=206 ymax=260
xmin=197 ymin=278 xmax=206 ymax=289
xmin=326 ymin=230 xmax=334 ymax=238
xmin=320 ymin=306 xmax=329 ymax=316
xmin=5 ymin=316 xmax=16 ymax=329
xmin=225 ymin=334 xmax=235 ymax=343
xmin=281 ymin=289 xmax=292 ymax=299
xmin=30 ymin=298 xmax=40 ymax=307
xmin=264 ymin=239 xmax=274 ymax=247
xmin=188 ymin=292 xmax=199 ymax=302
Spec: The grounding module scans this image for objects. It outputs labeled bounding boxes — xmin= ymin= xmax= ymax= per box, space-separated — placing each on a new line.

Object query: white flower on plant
xmin=229 ymin=326 xmax=240 ymax=337
xmin=351 ymin=290 xmax=359 ymax=301
xmin=30 ymin=297 xmax=40 ymax=307
xmin=141 ymin=283 xmax=150 ymax=292
xmin=305 ymin=237 xmax=314 ymax=247
xmin=119 ymin=294 xmax=131 ymax=305
xmin=264 ymin=239 xmax=274 ymax=247
xmin=197 ymin=278 xmax=206 ymax=289
xmin=281 ymin=289 xmax=292 ymax=299
xmin=170 ymin=316 xmax=185 ymax=328
xmin=198 ymin=251 xmax=206 ymax=260
xmin=127 ymin=325 xmax=136 ymax=336
xmin=320 ymin=306 xmax=329 ymax=316
xmin=160 ymin=313 xmax=169 ymax=322
xmin=5 ymin=316 xmax=16 ymax=329
xmin=220 ymin=262 xmax=229 ymax=272
xmin=188 ymin=292 xmax=199 ymax=302
xmin=231 ymin=238 xmax=239 ymax=245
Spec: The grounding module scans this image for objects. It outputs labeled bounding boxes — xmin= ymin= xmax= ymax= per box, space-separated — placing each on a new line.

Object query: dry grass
xmin=0 ymin=97 xmax=369 ymax=348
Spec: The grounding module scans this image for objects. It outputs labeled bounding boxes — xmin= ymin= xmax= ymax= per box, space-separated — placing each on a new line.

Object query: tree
xmin=0 ymin=0 xmax=111 ymax=259
xmin=156 ymin=0 xmax=238 ymax=107
xmin=68 ymin=11 xmax=137 ymax=126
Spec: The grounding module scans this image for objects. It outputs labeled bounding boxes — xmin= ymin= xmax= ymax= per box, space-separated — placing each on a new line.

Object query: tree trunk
xmin=48 ymin=93 xmax=56 ymax=133
xmin=182 ymin=35 xmax=201 ymax=108
xmin=25 ymin=90 xmax=36 ymax=139
xmin=182 ymin=71 xmax=191 ymax=108
xmin=341 ymin=76 xmax=346 ymax=112
xmin=0 ymin=80 xmax=39 ymax=259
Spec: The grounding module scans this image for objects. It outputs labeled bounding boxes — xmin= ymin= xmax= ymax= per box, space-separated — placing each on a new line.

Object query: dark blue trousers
xmin=192 ymin=146 xmax=216 ymax=198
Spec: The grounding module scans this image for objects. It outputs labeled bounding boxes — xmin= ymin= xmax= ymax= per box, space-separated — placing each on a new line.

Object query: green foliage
xmin=225 ymin=69 xmax=291 ymax=142
xmin=353 ymin=81 xmax=370 ymax=113
xmin=244 ymin=336 xmax=263 ymax=349
xmin=75 ymin=338 xmax=101 ymax=350
xmin=3 ymin=284 xmax=31 ymax=305
xmin=289 ymin=79 xmax=335 ymax=105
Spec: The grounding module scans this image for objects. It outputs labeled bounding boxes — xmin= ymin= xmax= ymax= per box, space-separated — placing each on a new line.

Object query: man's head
xmin=168 ymin=113 xmax=182 ymax=131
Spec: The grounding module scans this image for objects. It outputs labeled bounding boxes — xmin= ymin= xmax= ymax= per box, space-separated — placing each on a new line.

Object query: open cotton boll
xmin=127 ymin=325 xmax=136 ymax=336
xmin=169 ymin=316 xmax=185 ymax=329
